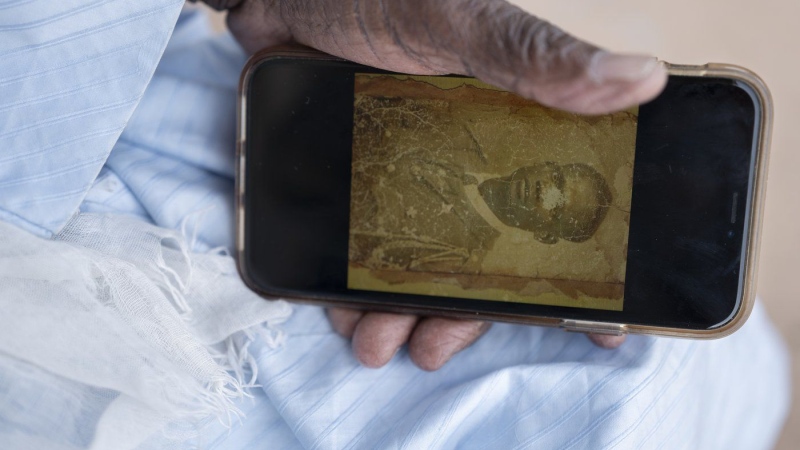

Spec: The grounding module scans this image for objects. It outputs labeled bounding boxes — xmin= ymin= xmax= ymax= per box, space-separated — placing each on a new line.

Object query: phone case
xmin=235 ymin=47 xmax=773 ymax=340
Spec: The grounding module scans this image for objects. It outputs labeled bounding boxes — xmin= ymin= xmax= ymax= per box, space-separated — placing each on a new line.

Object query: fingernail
xmin=591 ymin=53 xmax=660 ymax=83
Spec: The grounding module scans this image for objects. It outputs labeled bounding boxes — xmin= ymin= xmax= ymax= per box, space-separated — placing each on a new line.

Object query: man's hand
xmin=210 ymin=0 xmax=666 ymax=114
xmin=207 ymin=0 xmax=662 ymax=369
xmin=327 ymin=308 xmax=625 ymax=371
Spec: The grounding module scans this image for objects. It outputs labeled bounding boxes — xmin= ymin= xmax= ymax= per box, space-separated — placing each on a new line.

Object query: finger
xmin=224 ymin=0 xmax=293 ymax=52
xmin=375 ymin=0 xmax=667 ymax=114
xmin=326 ymin=307 xmax=365 ymax=338
xmin=408 ymin=318 xmax=490 ymax=371
xmin=224 ymin=0 xmax=666 ymax=114
xmin=587 ymin=333 xmax=627 ymax=349
xmin=351 ymin=312 xmax=419 ymax=368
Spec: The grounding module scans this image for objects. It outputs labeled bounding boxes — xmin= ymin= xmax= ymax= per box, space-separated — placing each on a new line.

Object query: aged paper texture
xmin=348 ymin=74 xmax=637 ymax=310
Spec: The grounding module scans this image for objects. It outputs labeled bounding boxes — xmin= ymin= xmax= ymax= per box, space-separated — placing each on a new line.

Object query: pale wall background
xmin=204 ymin=1 xmax=798 ymax=447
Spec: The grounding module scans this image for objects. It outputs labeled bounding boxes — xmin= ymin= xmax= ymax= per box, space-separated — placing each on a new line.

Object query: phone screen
xmin=241 ymin=58 xmax=759 ymax=330
xmin=348 ymin=74 xmax=636 ymax=311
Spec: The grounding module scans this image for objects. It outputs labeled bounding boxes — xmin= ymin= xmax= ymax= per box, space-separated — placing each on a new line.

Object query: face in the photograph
xmin=478 ymin=163 xmax=612 ymax=244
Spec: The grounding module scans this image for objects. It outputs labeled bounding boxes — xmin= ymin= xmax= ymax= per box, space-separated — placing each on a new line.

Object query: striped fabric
xmin=198 ymin=301 xmax=789 ymax=450
xmin=79 ymin=9 xmax=247 ymax=249
xmin=0 ymin=4 xmax=791 ymax=449
xmin=0 ymin=0 xmax=184 ymax=237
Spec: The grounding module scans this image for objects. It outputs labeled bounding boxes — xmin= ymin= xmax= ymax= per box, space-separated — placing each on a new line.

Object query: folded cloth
xmin=1 ymin=4 xmax=292 ymax=448
xmin=243 ymin=302 xmax=789 ymax=450
xmin=158 ymin=297 xmax=790 ymax=450
xmin=0 ymin=0 xmax=184 ymax=237
xmin=0 ymin=213 xmax=291 ymax=449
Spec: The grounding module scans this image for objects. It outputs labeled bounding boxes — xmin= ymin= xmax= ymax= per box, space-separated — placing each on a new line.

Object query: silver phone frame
xmin=235 ymin=47 xmax=773 ymax=339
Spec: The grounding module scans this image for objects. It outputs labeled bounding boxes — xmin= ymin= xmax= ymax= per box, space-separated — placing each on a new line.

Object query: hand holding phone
xmin=217 ymin=0 xmax=716 ymax=370
xmin=219 ymin=0 xmax=667 ymax=114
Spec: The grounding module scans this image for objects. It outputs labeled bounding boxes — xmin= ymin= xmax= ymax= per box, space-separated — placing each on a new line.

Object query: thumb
xmin=223 ymin=0 xmax=666 ymax=114
xmin=390 ymin=0 xmax=667 ymax=114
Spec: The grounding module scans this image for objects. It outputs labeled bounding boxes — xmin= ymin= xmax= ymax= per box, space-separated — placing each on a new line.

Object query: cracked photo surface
xmin=347 ymin=74 xmax=636 ymax=311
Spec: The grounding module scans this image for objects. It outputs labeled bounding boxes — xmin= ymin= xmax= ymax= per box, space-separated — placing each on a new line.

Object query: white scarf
xmin=0 ymin=213 xmax=291 ymax=449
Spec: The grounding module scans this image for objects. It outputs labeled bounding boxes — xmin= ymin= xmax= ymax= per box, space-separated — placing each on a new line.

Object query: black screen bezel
xmin=240 ymin=58 xmax=760 ymax=331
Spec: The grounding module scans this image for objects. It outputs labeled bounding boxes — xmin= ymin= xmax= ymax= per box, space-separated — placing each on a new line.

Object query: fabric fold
xmin=0 ymin=213 xmax=291 ymax=449
xmin=0 ymin=0 xmax=184 ymax=237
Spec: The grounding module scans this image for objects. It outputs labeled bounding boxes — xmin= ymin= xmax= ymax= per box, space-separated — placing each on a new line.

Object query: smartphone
xmin=235 ymin=46 xmax=772 ymax=339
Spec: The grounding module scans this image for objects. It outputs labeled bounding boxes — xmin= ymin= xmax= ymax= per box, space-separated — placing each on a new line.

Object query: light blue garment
xmin=78 ymin=6 xmax=246 ymax=249
xmin=202 ymin=301 xmax=789 ymax=450
xmin=0 ymin=4 xmax=791 ymax=449
xmin=0 ymin=0 xmax=184 ymax=237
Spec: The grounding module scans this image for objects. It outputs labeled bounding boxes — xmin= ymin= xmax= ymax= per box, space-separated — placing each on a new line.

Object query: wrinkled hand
xmin=207 ymin=0 xmax=666 ymax=114
xmin=206 ymin=0 xmax=661 ymax=369
xmin=327 ymin=309 xmax=624 ymax=370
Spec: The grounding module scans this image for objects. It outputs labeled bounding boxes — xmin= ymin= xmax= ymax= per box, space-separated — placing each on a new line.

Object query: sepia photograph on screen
xmin=347 ymin=74 xmax=637 ymax=311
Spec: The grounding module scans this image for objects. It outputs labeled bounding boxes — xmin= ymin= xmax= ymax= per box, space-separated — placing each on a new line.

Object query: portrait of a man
xmin=348 ymin=74 xmax=636 ymax=310
xmin=478 ymin=162 xmax=612 ymax=245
